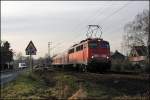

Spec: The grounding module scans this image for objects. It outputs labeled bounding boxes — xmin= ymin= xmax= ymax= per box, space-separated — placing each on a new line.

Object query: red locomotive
xmin=52 ymin=38 xmax=111 ymax=72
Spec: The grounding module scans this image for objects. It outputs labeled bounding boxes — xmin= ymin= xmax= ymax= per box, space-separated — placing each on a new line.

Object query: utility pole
xmin=48 ymin=42 xmax=52 ymax=66
xmin=48 ymin=42 xmax=52 ymax=58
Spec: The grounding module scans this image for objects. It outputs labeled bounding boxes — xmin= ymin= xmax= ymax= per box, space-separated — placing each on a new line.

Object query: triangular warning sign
xmin=25 ymin=41 xmax=37 ymax=55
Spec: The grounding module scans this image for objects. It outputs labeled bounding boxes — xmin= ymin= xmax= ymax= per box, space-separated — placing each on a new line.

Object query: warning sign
xmin=25 ymin=41 xmax=37 ymax=55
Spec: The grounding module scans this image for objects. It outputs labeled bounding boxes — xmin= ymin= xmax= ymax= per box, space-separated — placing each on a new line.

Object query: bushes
xmin=111 ymin=59 xmax=149 ymax=73
xmin=111 ymin=63 xmax=122 ymax=72
xmin=122 ymin=61 xmax=134 ymax=71
xmin=111 ymin=60 xmax=125 ymax=72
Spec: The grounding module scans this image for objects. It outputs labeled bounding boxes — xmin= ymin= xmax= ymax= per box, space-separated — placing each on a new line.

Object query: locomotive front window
xmin=100 ymin=42 xmax=109 ymax=48
xmin=89 ymin=43 xmax=97 ymax=48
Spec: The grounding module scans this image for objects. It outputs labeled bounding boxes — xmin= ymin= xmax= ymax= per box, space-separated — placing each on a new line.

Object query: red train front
xmin=87 ymin=38 xmax=111 ymax=71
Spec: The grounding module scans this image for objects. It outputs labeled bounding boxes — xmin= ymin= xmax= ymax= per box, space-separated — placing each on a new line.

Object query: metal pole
xmin=30 ymin=54 xmax=32 ymax=72
xmin=48 ymin=42 xmax=50 ymax=57
xmin=48 ymin=42 xmax=52 ymax=57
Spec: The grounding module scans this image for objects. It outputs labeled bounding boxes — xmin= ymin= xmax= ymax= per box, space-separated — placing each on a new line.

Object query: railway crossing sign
xmin=25 ymin=41 xmax=37 ymax=72
xmin=25 ymin=41 xmax=37 ymax=55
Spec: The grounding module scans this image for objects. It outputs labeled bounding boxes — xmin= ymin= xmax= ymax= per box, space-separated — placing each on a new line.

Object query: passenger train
xmin=52 ymin=38 xmax=111 ymax=72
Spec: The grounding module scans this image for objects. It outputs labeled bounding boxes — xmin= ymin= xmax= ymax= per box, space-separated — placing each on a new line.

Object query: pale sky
xmin=1 ymin=1 xmax=149 ymax=58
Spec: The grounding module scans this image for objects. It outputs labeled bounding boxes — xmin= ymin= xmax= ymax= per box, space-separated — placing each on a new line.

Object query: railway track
xmin=34 ymin=65 xmax=149 ymax=81
xmin=67 ymin=71 xmax=148 ymax=82
xmin=63 ymin=70 xmax=149 ymax=82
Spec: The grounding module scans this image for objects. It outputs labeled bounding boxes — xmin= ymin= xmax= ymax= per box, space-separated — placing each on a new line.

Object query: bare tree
xmin=123 ymin=9 xmax=149 ymax=56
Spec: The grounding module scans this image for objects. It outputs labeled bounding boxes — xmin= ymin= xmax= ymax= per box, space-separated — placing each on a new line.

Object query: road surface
xmin=0 ymin=68 xmax=28 ymax=85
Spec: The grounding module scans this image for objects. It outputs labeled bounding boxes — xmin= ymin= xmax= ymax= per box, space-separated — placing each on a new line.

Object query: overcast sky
xmin=1 ymin=1 xmax=149 ymax=58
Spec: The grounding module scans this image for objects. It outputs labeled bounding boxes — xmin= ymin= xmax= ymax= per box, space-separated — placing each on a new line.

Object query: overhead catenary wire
xmin=68 ymin=3 xmax=114 ymax=33
xmin=54 ymin=3 xmax=114 ymax=46
xmin=53 ymin=2 xmax=131 ymax=54
xmin=100 ymin=2 xmax=130 ymax=26
xmin=66 ymin=4 xmax=115 ymax=41
xmin=69 ymin=2 xmax=129 ymax=39
xmin=103 ymin=12 xmax=133 ymax=34
xmin=69 ymin=2 xmax=130 ymax=43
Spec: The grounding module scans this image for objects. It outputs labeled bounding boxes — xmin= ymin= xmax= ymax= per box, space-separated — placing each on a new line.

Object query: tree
xmin=123 ymin=9 xmax=149 ymax=56
xmin=0 ymin=41 xmax=14 ymax=70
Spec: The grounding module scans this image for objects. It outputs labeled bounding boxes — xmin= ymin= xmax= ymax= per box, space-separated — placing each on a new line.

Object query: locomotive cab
xmin=87 ymin=38 xmax=111 ymax=72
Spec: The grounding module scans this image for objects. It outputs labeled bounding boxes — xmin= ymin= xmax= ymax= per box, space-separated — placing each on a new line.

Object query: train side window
xmin=76 ymin=46 xmax=80 ymax=51
xmin=68 ymin=48 xmax=74 ymax=54
xmin=84 ymin=44 xmax=86 ymax=48
xmin=80 ymin=45 xmax=83 ymax=50
xmin=76 ymin=45 xmax=83 ymax=51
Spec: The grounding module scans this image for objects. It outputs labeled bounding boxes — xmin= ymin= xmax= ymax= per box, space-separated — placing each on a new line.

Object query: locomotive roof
xmin=70 ymin=38 xmax=107 ymax=48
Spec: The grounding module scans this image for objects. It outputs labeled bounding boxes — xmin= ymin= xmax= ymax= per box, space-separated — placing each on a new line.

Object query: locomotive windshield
xmin=89 ymin=41 xmax=109 ymax=48
xmin=100 ymin=42 xmax=109 ymax=48
xmin=89 ymin=43 xmax=97 ymax=48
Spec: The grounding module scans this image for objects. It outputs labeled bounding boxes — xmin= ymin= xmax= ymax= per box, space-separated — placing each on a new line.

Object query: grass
xmin=1 ymin=70 xmax=79 ymax=99
xmin=50 ymin=72 xmax=79 ymax=99
xmin=1 ymin=69 xmax=149 ymax=99
xmin=1 ymin=70 xmax=55 ymax=99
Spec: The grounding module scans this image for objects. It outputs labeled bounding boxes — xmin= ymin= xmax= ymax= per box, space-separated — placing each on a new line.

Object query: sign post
xmin=25 ymin=41 xmax=37 ymax=72
xmin=30 ymin=54 xmax=32 ymax=71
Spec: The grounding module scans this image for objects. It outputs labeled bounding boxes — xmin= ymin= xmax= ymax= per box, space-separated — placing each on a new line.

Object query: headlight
xmin=106 ymin=56 xmax=109 ymax=59
xmin=91 ymin=56 xmax=94 ymax=59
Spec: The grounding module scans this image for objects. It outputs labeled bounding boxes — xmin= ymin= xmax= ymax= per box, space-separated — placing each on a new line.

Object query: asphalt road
xmin=0 ymin=68 xmax=28 ymax=86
